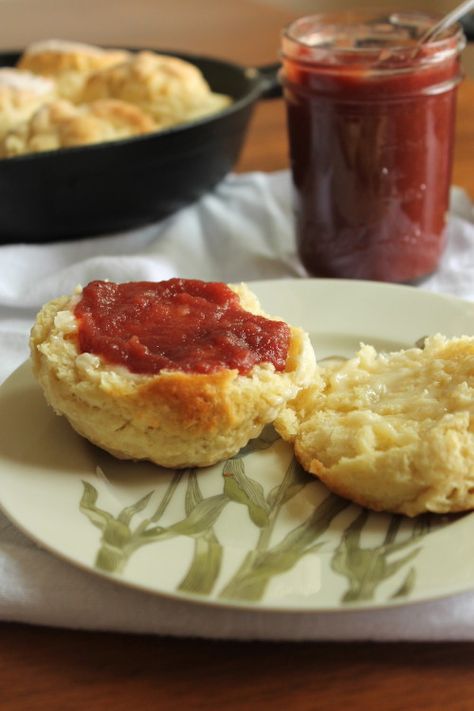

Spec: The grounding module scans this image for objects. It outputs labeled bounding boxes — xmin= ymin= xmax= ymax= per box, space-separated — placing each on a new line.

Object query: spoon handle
xmin=419 ymin=0 xmax=474 ymax=44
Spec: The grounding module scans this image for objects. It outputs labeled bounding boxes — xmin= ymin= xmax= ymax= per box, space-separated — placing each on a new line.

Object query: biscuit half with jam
xmin=30 ymin=278 xmax=316 ymax=468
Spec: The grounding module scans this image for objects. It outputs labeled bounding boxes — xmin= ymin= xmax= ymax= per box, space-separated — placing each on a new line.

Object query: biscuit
xmin=17 ymin=39 xmax=130 ymax=102
xmin=30 ymin=280 xmax=316 ymax=469
xmin=0 ymin=98 xmax=156 ymax=157
xmin=0 ymin=67 xmax=55 ymax=140
xmin=275 ymin=335 xmax=474 ymax=517
xmin=81 ymin=50 xmax=231 ymax=127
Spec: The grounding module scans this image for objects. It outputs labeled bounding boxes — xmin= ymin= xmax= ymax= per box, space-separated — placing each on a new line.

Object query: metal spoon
xmin=418 ymin=0 xmax=474 ymax=44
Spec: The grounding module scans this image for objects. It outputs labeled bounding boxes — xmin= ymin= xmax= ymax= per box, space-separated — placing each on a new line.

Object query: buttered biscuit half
xmin=275 ymin=335 xmax=474 ymax=517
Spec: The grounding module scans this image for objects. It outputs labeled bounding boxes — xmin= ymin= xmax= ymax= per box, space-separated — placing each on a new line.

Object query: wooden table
xmin=0 ymin=2 xmax=473 ymax=709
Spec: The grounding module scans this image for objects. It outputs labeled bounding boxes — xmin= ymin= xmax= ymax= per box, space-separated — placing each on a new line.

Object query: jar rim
xmin=282 ymin=10 xmax=465 ymax=68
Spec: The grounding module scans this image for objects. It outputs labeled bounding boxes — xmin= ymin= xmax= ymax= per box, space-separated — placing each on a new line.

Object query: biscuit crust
xmin=17 ymin=40 xmax=130 ymax=102
xmin=0 ymin=68 xmax=55 ymax=140
xmin=30 ymin=283 xmax=316 ymax=469
xmin=0 ymin=98 xmax=156 ymax=157
xmin=81 ymin=51 xmax=231 ymax=127
xmin=275 ymin=336 xmax=474 ymax=517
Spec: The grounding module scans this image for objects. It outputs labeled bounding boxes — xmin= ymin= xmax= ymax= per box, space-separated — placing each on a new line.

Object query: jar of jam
xmin=281 ymin=11 xmax=465 ymax=282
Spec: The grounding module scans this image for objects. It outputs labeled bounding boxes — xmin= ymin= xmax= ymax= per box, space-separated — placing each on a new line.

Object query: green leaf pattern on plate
xmin=331 ymin=510 xmax=432 ymax=603
xmin=79 ymin=430 xmax=435 ymax=605
xmin=80 ymin=472 xmax=183 ymax=573
xmin=176 ymin=470 xmax=224 ymax=595
xmin=219 ymin=459 xmax=349 ymax=602
xmin=223 ymin=457 xmax=269 ymax=528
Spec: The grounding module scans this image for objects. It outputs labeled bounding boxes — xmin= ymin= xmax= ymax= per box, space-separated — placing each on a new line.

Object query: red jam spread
xmin=281 ymin=12 xmax=464 ymax=283
xmin=73 ymin=279 xmax=291 ymax=376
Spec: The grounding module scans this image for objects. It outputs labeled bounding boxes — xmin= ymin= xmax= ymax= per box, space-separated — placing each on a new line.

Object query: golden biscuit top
xmin=82 ymin=50 xmax=210 ymax=101
xmin=0 ymin=68 xmax=55 ymax=111
xmin=0 ymin=98 xmax=156 ymax=157
xmin=17 ymin=40 xmax=131 ymax=103
xmin=18 ymin=39 xmax=130 ymax=77
xmin=0 ymin=67 xmax=55 ymax=95
xmin=0 ymin=67 xmax=56 ymax=140
xmin=81 ymin=51 xmax=229 ymax=126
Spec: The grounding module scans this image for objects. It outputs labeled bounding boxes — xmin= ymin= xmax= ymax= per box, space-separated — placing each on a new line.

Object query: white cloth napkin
xmin=1 ymin=170 xmax=474 ymax=641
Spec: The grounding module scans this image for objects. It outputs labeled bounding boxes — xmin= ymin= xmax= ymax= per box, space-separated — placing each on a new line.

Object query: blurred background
xmin=266 ymin=0 xmax=468 ymax=9
xmin=0 ymin=0 xmax=471 ymax=180
xmin=0 ymin=0 xmax=472 ymax=77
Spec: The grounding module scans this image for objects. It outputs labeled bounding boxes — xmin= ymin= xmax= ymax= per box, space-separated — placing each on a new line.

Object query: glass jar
xmin=280 ymin=11 xmax=465 ymax=282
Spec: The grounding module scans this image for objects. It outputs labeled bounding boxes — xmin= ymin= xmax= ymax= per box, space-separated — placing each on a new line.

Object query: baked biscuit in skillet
xmin=81 ymin=50 xmax=231 ymax=128
xmin=17 ymin=39 xmax=130 ymax=102
xmin=0 ymin=67 xmax=55 ymax=140
xmin=0 ymin=98 xmax=156 ymax=156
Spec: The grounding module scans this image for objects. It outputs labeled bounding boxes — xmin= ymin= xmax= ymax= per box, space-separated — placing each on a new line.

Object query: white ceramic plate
xmin=1 ymin=278 xmax=474 ymax=612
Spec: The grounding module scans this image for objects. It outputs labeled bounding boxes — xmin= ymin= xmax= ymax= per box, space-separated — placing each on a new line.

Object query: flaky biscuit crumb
xmin=275 ymin=335 xmax=474 ymax=516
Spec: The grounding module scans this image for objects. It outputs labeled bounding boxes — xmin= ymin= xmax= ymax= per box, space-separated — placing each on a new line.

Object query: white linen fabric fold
xmin=0 ymin=170 xmax=473 ymax=640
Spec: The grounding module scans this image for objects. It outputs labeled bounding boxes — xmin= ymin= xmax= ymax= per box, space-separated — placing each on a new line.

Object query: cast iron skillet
xmin=0 ymin=50 xmax=281 ymax=243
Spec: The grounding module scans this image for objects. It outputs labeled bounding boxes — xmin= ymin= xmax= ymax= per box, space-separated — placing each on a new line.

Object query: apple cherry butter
xmin=74 ymin=279 xmax=290 ymax=375
xmin=281 ymin=12 xmax=465 ymax=282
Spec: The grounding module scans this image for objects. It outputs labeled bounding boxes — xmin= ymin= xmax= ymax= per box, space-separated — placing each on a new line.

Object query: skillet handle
xmin=254 ymin=62 xmax=282 ymax=100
